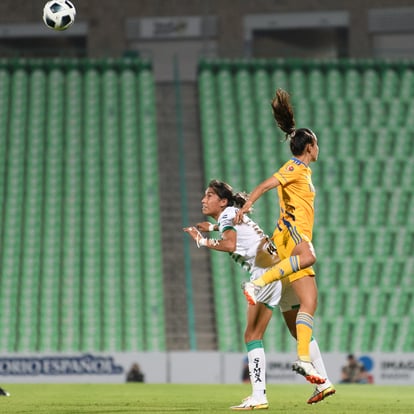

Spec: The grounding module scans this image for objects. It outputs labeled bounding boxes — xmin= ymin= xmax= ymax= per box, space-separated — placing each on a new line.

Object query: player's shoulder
xmin=219 ymin=206 xmax=237 ymax=221
xmin=281 ymin=158 xmax=309 ymax=174
xmin=218 ymin=206 xmax=238 ymax=232
xmin=276 ymin=158 xmax=300 ymax=178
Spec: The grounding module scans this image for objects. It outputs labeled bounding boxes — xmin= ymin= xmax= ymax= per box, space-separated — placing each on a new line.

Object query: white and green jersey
xmin=217 ymin=206 xmax=267 ymax=273
xmin=217 ymin=206 xmax=299 ymax=311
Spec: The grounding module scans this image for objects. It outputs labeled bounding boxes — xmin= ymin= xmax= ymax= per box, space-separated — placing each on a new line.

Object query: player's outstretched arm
xmin=183 ymin=226 xmax=236 ymax=252
xmin=195 ymin=221 xmax=218 ymax=232
xmin=234 ymin=176 xmax=280 ymax=224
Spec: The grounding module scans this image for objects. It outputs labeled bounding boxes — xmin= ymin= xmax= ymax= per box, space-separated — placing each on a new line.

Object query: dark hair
xmin=208 ymin=179 xmax=247 ymax=208
xmin=271 ymin=88 xmax=316 ymax=156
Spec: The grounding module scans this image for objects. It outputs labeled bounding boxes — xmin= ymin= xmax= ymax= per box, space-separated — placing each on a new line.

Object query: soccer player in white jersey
xmin=184 ymin=180 xmax=334 ymax=410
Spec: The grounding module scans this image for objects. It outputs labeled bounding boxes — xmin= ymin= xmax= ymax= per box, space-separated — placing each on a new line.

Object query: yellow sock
xmin=296 ymin=312 xmax=313 ymax=361
xmin=253 ymin=255 xmax=301 ymax=287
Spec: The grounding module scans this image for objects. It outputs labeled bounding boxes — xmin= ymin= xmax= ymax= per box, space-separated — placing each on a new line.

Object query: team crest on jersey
xmin=286 ymin=165 xmax=295 ymax=172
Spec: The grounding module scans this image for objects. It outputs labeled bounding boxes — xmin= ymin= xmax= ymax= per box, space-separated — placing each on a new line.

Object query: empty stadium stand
xmin=198 ymin=58 xmax=414 ymax=353
xmin=0 ymin=56 xmax=413 ymax=355
xmin=0 ymin=58 xmax=165 ymax=352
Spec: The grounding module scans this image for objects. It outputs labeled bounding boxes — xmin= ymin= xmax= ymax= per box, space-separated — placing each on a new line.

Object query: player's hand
xmin=183 ymin=226 xmax=204 ymax=245
xmin=196 ymin=222 xmax=214 ymax=232
xmin=233 ymin=207 xmax=247 ymax=224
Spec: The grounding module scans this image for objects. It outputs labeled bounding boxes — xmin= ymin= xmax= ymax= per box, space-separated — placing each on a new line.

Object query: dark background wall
xmin=1 ymin=1 xmax=414 ymax=58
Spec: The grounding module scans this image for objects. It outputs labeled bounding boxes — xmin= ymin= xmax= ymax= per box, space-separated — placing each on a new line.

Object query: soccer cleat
xmin=292 ymin=360 xmax=326 ymax=385
xmin=242 ymin=282 xmax=260 ymax=305
xmin=0 ymin=387 xmax=10 ymax=397
xmin=307 ymin=385 xmax=336 ymax=404
xmin=230 ymin=396 xmax=269 ymax=411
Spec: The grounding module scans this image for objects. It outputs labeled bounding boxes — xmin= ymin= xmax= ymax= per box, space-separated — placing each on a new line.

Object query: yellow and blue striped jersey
xmin=273 ymin=157 xmax=316 ymax=239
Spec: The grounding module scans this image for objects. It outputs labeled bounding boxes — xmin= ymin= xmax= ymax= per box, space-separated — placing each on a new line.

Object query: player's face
xmin=310 ymin=136 xmax=319 ymax=162
xmin=201 ymin=188 xmax=227 ymax=219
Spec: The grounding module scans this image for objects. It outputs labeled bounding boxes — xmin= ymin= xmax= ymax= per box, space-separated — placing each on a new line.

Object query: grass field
xmin=0 ymin=383 xmax=413 ymax=413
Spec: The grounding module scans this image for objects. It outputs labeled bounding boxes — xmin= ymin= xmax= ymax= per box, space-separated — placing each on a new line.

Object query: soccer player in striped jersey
xmin=184 ymin=180 xmax=334 ymax=410
xmin=234 ymin=88 xmax=325 ymax=386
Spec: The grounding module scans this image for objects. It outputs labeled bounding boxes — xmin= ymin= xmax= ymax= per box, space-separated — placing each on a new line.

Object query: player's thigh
xmin=274 ymin=225 xmax=315 ymax=261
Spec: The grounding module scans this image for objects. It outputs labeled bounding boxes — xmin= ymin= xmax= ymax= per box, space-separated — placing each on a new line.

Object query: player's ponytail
xmin=271 ymin=88 xmax=316 ymax=156
xmin=271 ymin=88 xmax=296 ymax=139
xmin=232 ymin=192 xmax=248 ymax=209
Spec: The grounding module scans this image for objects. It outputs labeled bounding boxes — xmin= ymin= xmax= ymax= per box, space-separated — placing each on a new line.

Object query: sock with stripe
xmin=246 ymin=340 xmax=267 ymax=402
xmin=254 ymin=255 xmax=301 ymax=287
xmin=296 ymin=312 xmax=314 ymax=362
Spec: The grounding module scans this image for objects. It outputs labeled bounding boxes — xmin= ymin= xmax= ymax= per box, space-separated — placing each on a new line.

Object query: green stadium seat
xmin=381 ymin=68 xmax=400 ymax=101
xmin=404 ymin=99 xmax=414 ymax=127
xmin=312 ymin=226 xmax=332 ymax=258
xmin=326 ymin=188 xmax=346 ymax=226
xmin=253 ymin=68 xmax=271 ymax=105
xmin=386 ymin=100 xmax=407 ymax=129
xmin=342 ymin=286 xmax=368 ymax=320
xmin=271 ymin=68 xmax=289 ymax=91
xmin=340 ymin=158 xmax=362 ymax=190
xmin=350 ymin=99 xmax=368 ymax=129
xmin=336 ymin=257 xmax=360 ymax=289
xmin=362 ymin=68 xmax=380 ymax=99
xmin=402 ymin=317 xmax=414 ymax=351
xmin=373 ymin=128 xmax=393 ymax=160
xmin=366 ymin=190 xmax=388 ymax=227
xmin=354 ymin=127 xmax=373 ymax=159
xmin=333 ymin=126 xmax=354 ymax=157
xmin=320 ymin=158 xmax=341 ymax=189
xmin=352 ymin=317 xmax=375 ymax=352
xmin=360 ymin=158 xmax=384 ymax=190
xmin=353 ymin=228 xmax=374 ymax=257
xmin=333 ymin=227 xmax=353 ymax=257
xmin=376 ymin=316 xmax=401 ymax=352
xmin=289 ymin=68 xmax=307 ymax=95
xmin=330 ymin=98 xmax=349 ymax=129
xmin=344 ymin=68 xmax=361 ymax=99
xmin=368 ymin=99 xmax=386 ymax=127
xmin=290 ymin=97 xmax=310 ymax=127
xmin=393 ymin=317 xmax=410 ymax=351
xmin=312 ymin=99 xmax=330 ymax=130
xmin=308 ymin=68 xmax=325 ymax=100
xmin=325 ymin=68 xmax=343 ymax=100
xmin=399 ymin=69 xmax=414 ymax=102
xmin=326 ymin=316 xmax=348 ymax=351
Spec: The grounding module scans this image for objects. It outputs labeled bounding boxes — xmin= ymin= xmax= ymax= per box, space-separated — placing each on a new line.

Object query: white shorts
xmin=250 ymin=267 xmax=299 ymax=312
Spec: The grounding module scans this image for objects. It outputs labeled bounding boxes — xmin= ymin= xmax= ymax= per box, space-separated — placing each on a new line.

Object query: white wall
xmin=1 ymin=351 xmax=414 ymax=385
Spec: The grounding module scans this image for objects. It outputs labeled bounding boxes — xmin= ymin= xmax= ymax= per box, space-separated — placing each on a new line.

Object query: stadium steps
xmin=156 ymin=82 xmax=217 ymax=351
